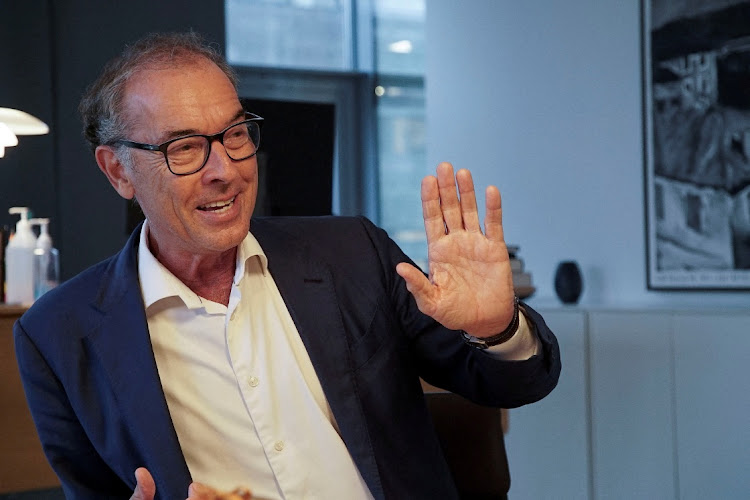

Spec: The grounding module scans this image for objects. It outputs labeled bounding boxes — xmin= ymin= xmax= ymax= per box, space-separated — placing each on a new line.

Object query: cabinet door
xmin=0 ymin=307 xmax=61 ymax=492
xmin=672 ymin=312 xmax=750 ymax=499
xmin=589 ymin=311 xmax=677 ymax=499
xmin=505 ymin=309 xmax=590 ymax=500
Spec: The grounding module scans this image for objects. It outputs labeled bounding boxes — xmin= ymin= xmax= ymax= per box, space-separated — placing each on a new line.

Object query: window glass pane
xmin=374 ymin=0 xmax=427 ymax=268
xmin=373 ymin=0 xmax=425 ymax=76
xmin=686 ymin=193 xmax=703 ymax=232
xmin=226 ymin=0 xmax=428 ymax=267
xmin=655 ymin=182 xmax=665 ymax=220
xmin=226 ymin=0 xmax=351 ymax=71
xmin=376 ymin=82 xmax=427 ymax=269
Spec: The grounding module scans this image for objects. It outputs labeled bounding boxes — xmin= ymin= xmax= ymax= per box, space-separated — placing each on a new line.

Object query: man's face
xmin=117 ymin=59 xmax=258 ymax=260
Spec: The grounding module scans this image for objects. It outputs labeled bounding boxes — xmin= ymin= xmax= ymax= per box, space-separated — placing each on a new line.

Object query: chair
xmin=424 ymin=387 xmax=510 ymax=500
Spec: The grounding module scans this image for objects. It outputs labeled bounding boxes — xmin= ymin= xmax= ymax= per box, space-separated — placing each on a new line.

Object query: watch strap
xmin=461 ymin=296 xmax=520 ymax=349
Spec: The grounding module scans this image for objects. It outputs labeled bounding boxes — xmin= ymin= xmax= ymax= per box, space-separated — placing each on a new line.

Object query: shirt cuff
xmin=481 ymin=308 xmax=541 ymax=361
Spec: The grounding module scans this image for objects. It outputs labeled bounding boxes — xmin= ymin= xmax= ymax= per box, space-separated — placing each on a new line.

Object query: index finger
xmin=421 ymin=174 xmax=447 ymax=242
xmin=436 ymin=162 xmax=463 ymax=233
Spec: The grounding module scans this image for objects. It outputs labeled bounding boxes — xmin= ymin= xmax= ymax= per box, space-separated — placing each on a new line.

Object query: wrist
xmin=461 ymin=296 xmax=520 ymax=349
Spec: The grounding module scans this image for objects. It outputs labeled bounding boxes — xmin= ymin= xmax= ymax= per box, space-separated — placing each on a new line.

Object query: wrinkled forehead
xmin=120 ymin=58 xmax=240 ymax=136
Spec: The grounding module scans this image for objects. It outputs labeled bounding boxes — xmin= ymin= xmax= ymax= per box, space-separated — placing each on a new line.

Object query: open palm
xmin=396 ymin=163 xmax=516 ymax=338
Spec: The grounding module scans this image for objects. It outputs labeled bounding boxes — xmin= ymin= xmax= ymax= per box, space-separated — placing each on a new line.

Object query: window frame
xmin=233 ymin=66 xmax=378 ymax=219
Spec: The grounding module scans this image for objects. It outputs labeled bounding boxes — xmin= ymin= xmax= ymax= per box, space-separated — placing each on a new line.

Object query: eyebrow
xmin=158 ymin=109 xmax=247 ymax=143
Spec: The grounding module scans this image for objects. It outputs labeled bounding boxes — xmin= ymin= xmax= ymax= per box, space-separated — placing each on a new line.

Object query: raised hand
xmin=130 ymin=468 xmax=156 ymax=500
xmin=186 ymin=482 xmax=252 ymax=500
xmin=396 ymin=162 xmax=516 ymax=338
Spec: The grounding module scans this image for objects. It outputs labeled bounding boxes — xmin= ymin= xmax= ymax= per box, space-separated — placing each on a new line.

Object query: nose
xmin=200 ymin=137 xmax=238 ymax=183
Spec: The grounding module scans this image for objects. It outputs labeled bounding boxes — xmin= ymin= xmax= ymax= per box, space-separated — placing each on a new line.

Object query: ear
xmin=95 ymin=145 xmax=135 ymax=200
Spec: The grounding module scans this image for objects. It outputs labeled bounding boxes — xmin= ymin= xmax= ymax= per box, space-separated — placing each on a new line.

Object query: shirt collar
xmin=234 ymin=226 xmax=269 ymax=284
xmin=137 ymin=220 xmax=268 ymax=310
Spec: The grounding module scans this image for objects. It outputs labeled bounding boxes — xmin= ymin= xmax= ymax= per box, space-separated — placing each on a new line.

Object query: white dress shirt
xmin=138 ymin=222 xmax=373 ymax=500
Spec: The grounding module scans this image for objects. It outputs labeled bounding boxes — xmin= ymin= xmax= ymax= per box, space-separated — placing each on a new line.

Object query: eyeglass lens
xmin=166 ymin=121 xmax=260 ymax=174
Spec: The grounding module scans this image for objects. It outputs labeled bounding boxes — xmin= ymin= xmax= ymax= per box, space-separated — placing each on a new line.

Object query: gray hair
xmin=79 ymin=31 xmax=239 ymax=157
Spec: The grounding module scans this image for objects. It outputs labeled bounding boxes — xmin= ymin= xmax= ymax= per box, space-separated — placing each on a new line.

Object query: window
xmin=226 ymin=0 xmax=427 ymax=266
xmin=686 ymin=193 xmax=703 ymax=232
xmin=655 ymin=182 xmax=664 ymax=220
xmin=373 ymin=0 xmax=427 ymax=268
xmin=226 ymin=0 xmax=353 ymax=71
xmin=375 ymin=83 xmax=426 ymax=266
xmin=372 ymin=0 xmax=425 ymax=76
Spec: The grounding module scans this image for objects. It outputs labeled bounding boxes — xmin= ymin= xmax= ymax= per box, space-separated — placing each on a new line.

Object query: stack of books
xmin=508 ymin=245 xmax=535 ymax=299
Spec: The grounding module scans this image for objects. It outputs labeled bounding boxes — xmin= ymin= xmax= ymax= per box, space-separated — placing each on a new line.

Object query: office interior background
xmin=1 ymin=1 xmax=748 ymax=498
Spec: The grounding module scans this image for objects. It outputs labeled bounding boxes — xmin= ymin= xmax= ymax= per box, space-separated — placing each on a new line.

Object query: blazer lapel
xmin=85 ymin=226 xmax=191 ymax=496
xmin=252 ymin=218 xmax=384 ymax=498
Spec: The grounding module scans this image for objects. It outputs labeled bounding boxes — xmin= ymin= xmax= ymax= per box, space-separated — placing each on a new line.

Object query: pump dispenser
xmin=5 ymin=207 xmax=36 ymax=304
xmin=30 ymin=218 xmax=59 ymax=299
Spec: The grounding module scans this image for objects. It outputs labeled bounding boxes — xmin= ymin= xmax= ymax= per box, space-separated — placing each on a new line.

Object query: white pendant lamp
xmin=0 ymin=122 xmax=19 ymax=147
xmin=0 ymin=107 xmax=49 ymax=157
xmin=0 ymin=108 xmax=49 ymax=135
xmin=0 ymin=122 xmax=19 ymax=158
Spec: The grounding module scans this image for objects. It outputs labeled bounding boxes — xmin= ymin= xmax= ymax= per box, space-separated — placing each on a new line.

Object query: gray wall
xmin=0 ymin=1 xmax=56 ymax=252
xmin=1 ymin=0 xmax=225 ymax=280
xmin=426 ymin=0 xmax=749 ymax=308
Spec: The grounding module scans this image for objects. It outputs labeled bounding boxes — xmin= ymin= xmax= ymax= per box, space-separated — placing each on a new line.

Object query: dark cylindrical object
xmin=554 ymin=261 xmax=583 ymax=304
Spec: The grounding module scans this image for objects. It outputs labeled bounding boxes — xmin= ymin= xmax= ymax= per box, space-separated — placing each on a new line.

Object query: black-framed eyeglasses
xmin=112 ymin=112 xmax=263 ymax=176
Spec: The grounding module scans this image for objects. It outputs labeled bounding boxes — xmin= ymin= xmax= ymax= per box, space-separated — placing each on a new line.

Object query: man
xmin=14 ymin=32 xmax=560 ymax=500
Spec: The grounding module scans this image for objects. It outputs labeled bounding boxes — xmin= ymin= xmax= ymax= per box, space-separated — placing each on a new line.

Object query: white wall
xmin=425 ymin=0 xmax=749 ymax=307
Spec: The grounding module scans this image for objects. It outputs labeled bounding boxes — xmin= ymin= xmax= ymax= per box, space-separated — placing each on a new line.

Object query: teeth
xmin=199 ymin=196 xmax=235 ymax=211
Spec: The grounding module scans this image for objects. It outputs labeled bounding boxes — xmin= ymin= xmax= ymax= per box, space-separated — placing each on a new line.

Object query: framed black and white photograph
xmin=643 ymin=0 xmax=750 ymax=290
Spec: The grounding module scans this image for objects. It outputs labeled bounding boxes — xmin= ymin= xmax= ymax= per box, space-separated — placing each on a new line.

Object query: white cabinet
xmin=672 ymin=312 xmax=750 ymax=499
xmin=505 ymin=309 xmax=590 ymax=500
xmin=589 ymin=311 xmax=676 ymax=499
xmin=505 ymin=307 xmax=750 ymax=500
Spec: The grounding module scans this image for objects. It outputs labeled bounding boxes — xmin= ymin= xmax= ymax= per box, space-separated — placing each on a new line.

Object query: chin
xmin=214 ymin=225 xmax=249 ymax=249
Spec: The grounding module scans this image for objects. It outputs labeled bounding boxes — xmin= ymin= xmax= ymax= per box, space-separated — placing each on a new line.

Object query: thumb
xmin=396 ymin=262 xmax=436 ymax=316
xmin=131 ymin=467 xmax=156 ymax=500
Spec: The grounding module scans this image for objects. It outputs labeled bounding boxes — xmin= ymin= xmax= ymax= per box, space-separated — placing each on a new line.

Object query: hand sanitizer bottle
xmin=30 ymin=218 xmax=59 ymax=300
xmin=5 ymin=207 xmax=36 ymax=305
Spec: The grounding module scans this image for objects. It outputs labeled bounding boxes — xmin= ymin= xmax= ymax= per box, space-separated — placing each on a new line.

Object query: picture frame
xmin=642 ymin=0 xmax=750 ymax=290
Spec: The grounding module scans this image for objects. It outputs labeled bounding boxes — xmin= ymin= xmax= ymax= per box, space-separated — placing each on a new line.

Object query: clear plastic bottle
xmin=30 ymin=218 xmax=59 ymax=300
xmin=5 ymin=207 xmax=36 ymax=305
xmin=0 ymin=225 xmax=7 ymax=302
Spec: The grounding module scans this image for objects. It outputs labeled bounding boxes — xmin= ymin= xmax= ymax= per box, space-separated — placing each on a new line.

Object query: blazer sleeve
xmin=357 ymin=216 xmax=561 ymax=408
xmin=14 ymin=320 xmax=133 ymax=499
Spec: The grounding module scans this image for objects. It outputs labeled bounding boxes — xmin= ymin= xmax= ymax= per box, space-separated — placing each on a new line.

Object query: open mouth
xmin=198 ymin=196 xmax=236 ymax=214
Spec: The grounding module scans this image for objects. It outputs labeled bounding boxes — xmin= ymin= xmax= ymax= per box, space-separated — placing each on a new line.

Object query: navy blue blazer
xmin=15 ymin=216 xmax=560 ymax=500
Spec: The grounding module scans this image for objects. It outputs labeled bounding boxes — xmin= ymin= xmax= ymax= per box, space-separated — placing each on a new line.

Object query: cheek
xmin=167 ymin=182 xmax=197 ymax=218
xmin=132 ymin=170 xmax=185 ymax=221
xmin=240 ymin=161 xmax=259 ymax=200
xmin=243 ymin=161 xmax=258 ymax=183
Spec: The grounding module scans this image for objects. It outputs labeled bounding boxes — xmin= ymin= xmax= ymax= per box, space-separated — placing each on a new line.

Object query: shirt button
xmin=274 ymin=440 xmax=285 ymax=452
xmin=248 ymin=376 xmax=259 ymax=387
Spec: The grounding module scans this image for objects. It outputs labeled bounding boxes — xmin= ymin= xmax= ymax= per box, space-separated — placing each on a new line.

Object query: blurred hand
xmin=396 ymin=162 xmax=516 ymax=337
xmin=186 ymin=482 xmax=252 ymax=500
xmin=129 ymin=468 xmax=156 ymax=500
